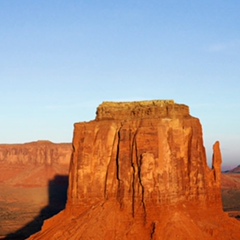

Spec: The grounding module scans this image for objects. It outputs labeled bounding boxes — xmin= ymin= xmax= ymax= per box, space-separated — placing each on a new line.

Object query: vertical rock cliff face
xmin=0 ymin=141 xmax=71 ymax=186
xmin=0 ymin=141 xmax=71 ymax=166
xmin=30 ymin=101 xmax=240 ymax=240
xmin=69 ymin=101 xmax=221 ymax=208
xmin=0 ymin=141 xmax=72 ymax=238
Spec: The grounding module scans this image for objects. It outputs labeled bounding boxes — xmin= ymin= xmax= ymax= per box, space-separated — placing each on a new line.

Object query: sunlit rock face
xmin=0 ymin=141 xmax=71 ymax=186
xmin=0 ymin=141 xmax=71 ymax=166
xmin=30 ymin=100 xmax=240 ymax=240
xmin=0 ymin=141 xmax=72 ymax=238
xmin=69 ymin=100 xmax=221 ymax=208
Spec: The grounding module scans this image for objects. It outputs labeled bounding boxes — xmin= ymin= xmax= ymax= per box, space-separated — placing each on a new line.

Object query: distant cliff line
xmin=0 ymin=141 xmax=72 ymax=166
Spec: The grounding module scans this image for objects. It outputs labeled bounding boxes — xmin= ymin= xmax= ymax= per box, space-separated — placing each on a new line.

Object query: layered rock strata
xmin=0 ymin=141 xmax=72 ymax=238
xmin=0 ymin=141 xmax=72 ymax=186
xmin=0 ymin=141 xmax=71 ymax=166
xmin=30 ymin=100 xmax=240 ymax=240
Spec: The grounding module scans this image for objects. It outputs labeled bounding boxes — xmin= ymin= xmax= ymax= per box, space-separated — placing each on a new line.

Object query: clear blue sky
xmin=1 ymin=1 xmax=240 ymax=169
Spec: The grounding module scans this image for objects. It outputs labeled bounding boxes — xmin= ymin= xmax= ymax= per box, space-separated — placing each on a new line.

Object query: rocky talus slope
xmin=30 ymin=100 xmax=240 ymax=240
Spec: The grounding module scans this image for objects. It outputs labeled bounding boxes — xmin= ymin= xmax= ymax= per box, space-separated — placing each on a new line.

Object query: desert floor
xmin=0 ymin=173 xmax=239 ymax=240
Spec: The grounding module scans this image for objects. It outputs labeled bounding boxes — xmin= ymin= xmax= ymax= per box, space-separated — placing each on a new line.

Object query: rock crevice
xmin=30 ymin=100 xmax=240 ymax=240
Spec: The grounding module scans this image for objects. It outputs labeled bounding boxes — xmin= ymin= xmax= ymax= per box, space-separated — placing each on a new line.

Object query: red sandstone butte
xmin=30 ymin=100 xmax=240 ymax=240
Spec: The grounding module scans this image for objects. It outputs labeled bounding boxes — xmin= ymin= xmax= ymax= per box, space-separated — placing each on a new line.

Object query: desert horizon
xmin=1 ymin=100 xmax=240 ymax=239
xmin=1 ymin=1 xmax=240 ymax=239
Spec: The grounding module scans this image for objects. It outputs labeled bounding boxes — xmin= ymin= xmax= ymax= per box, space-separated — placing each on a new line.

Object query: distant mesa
xmin=222 ymin=164 xmax=240 ymax=215
xmin=228 ymin=165 xmax=240 ymax=173
xmin=223 ymin=165 xmax=240 ymax=174
xmin=0 ymin=140 xmax=72 ymax=166
xmin=0 ymin=141 xmax=72 ymax=238
xmin=26 ymin=100 xmax=240 ymax=239
xmin=0 ymin=141 xmax=72 ymax=187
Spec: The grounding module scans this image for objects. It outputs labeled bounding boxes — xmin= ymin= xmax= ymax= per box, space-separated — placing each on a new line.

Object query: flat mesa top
xmin=96 ymin=100 xmax=190 ymax=120
xmin=99 ymin=100 xmax=175 ymax=108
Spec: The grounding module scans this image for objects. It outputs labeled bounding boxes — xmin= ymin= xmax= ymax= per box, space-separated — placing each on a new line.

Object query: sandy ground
xmin=0 ymin=185 xmax=48 ymax=236
xmin=0 ymin=176 xmax=68 ymax=239
xmin=0 ymin=173 xmax=239 ymax=239
xmin=222 ymin=173 xmax=240 ymax=220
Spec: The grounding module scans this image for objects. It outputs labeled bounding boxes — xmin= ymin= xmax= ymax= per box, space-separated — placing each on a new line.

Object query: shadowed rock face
xmin=30 ymin=100 xmax=240 ymax=240
xmin=0 ymin=141 xmax=72 ymax=238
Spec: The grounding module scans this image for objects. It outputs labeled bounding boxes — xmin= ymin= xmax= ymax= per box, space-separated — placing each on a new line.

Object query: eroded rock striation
xmin=0 ymin=141 xmax=71 ymax=166
xmin=0 ymin=141 xmax=72 ymax=186
xmin=30 ymin=100 xmax=240 ymax=240
xmin=0 ymin=141 xmax=72 ymax=238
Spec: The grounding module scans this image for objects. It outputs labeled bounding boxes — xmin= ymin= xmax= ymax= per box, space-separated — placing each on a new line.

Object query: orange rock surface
xmin=0 ymin=141 xmax=72 ymax=186
xmin=0 ymin=141 xmax=72 ymax=238
xmin=30 ymin=100 xmax=240 ymax=239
